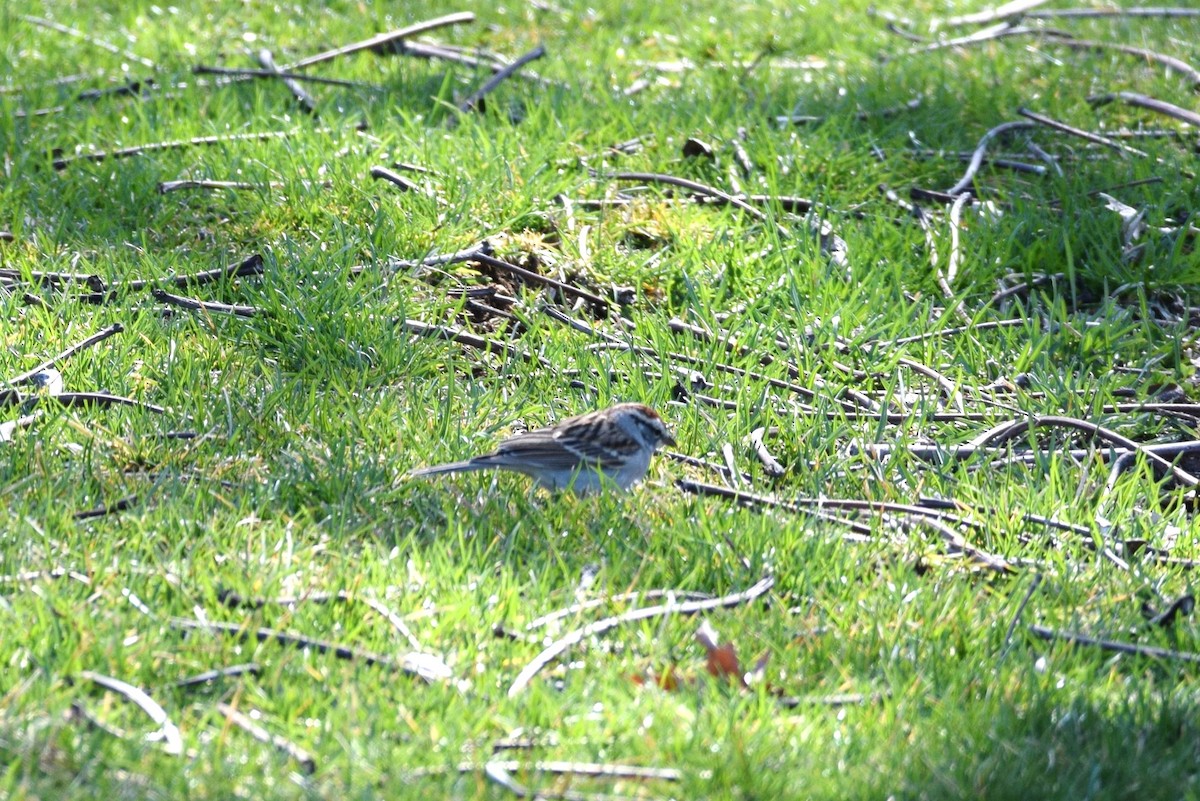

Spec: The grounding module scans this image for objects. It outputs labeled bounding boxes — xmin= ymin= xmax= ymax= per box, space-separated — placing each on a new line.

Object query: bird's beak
xmin=663 ymin=431 xmax=677 ymax=448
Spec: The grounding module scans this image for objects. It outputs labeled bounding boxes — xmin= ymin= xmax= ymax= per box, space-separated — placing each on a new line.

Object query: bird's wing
xmin=556 ymin=422 xmax=641 ymax=467
xmin=483 ymin=432 xmax=609 ymax=470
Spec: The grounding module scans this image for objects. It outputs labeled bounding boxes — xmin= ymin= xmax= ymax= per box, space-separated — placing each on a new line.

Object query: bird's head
xmin=614 ymin=403 xmax=676 ymax=450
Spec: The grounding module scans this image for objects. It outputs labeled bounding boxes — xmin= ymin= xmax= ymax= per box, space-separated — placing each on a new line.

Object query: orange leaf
xmin=705 ymin=643 xmax=743 ymax=683
xmin=696 ymin=619 xmax=744 ymax=685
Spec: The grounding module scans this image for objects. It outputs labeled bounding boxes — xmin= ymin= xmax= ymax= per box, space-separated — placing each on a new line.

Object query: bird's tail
xmin=408 ymin=460 xmax=488 ymax=479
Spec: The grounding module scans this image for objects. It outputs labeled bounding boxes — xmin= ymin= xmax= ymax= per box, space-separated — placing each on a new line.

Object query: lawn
xmin=3 ymin=0 xmax=1200 ymax=798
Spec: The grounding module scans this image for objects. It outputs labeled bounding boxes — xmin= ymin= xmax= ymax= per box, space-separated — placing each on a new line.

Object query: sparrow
xmin=410 ymin=403 xmax=675 ymax=494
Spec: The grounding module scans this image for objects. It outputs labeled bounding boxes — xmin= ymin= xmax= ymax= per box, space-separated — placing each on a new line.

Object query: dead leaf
xmin=696 ymin=619 xmax=743 ymax=685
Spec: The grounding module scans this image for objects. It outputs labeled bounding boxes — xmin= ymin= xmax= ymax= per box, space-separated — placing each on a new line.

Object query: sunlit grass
xmin=2 ymin=1 xmax=1200 ymax=799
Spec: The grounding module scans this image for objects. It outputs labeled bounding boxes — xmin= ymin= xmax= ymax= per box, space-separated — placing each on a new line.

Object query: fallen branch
xmin=1142 ymin=594 xmax=1195 ymax=629
xmin=385 ymin=241 xmax=492 ymax=271
xmin=163 ymin=175 xmax=314 ymax=191
xmin=458 ymin=43 xmax=547 ymax=113
xmin=566 ymin=192 xmax=822 ymax=214
xmin=482 ymin=763 xmax=539 ymax=799
xmin=0 ymin=267 xmax=103 ymax=291
xmin=0 ymin=411 xmax=42 ymax=443
xmin=747 ymin=427 xmax=786 ymax=477
xmin=607 ymin=171 xmax=789 ymax=237
xmin=192 ymin=64 xmax=380 ymax=90
xmin=863 ymin=318 xmax=1030 ymax=349
xmin=469 ymin=251 xmax=611 ymax=311
xmin=284 ymin=12 xmax=476 ymax=71
xmin=941 ymin=0 xmax=1050 ymax=27
xmin=1088 ymin=91 xmax=1200 ymax=127
xmin=152 ymin=253 xmax=266 ymax=290
xmin=217 ymin=703 xmax=316 ymax=774
xmin=256 ymin=49 xmax=318 ymax=115
xmin=406 ymin=758 xmax=682 ymax=784
xmin=1028 ymin=6 xmax=1200 ymax=19
xmin=1058 ymin=43 xmax=1200 ymax=90
xmin=666 ymin=316 xmax=870 ymax=392
xmin=151 ymin=288 xmax=261 ymax=317
xmin=507 ymin=575 xmax=775 ymax=697
xmin=524 ymin=588 xmax=714 ymax=631
xmin=73 ymin=494 xmax=139 ymax=520
xmin=168 ymin=618 xmax=384 ymax=671
xmin=910 ymin=187 xmax=970 ymax=205
xmin=898 ymin=24 xmax=1053 ymax=58
xmin=676 ymin=479 xmax=876 ymax=538
xmin=945 ymin=121 xmax=1037 ymax=196
xmin=51 ymin=393 xmax=166 ymax=413
xmin=9 ymin=253 xmax=266 ymax=298
xmin=939 ymin=193 xmax=971 ymax=323
xmin=389 ymin=240 xmax=602 ymax=312
xmin=3 ymin=322 xmax=124 ymax=387
xmin=967 ymin=415 xmax=1200 ymax=489
xmin=370 ymin=165 xmax=429 ymax=194
xmin=170 ymin=618 xmax=435 ymax=678
xmin=1029 ymin=624 xmax=1200 ymax=664
xmin=585 ymin=341 xmax=861 ymax=411
xmin=777 ymin=691 xmax=885 ymax=708
xmin=52 ymin=129 xmax=312 ymax=170
xmin=217 ymin=588 xmax=428 ymax=655
xmin=541 ymin=306 xmax=622 ymax=342
xmin=78 ymin=670 xmax=184 ymax=755
xmin=173 ymin=662 xmax=261 ymax=689
xmin=22 ymin=14 xmax=156 ymax=69
xmin=393 ymin=39 xmax=561 ymax=89
xmin=721 ymin=443 xmax=742 ymax=489
xmin=401 ymin=318 xmax=548 ymax=366
xmin=1000 ymin=574 xmax=1043 ymax=661
xmin=678 ymin=479 xmax=1016 ymax=568
xmin=1016 ymin=107 xmax=1147 ymax=157
xmin=499 ymin=761 xmax=681 ymax=781
xmin=662 ymin=449 xmax=753 ymax=483
xmin=988 ymin=272 xmax=1066 ymax=306
xmin=896 ymin=357 xmax=959 ymax=403
xmin=859 ymin=438 xmax=1200 ymax=467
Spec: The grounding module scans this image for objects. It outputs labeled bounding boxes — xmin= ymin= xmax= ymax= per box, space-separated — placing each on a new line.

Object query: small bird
xmin=410 ymin=403 xmax=675 ymax=494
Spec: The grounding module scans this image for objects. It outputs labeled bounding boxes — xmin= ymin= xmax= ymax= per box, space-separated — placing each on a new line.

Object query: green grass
xmin=3 ymin=1 xmax=1200 ymax=798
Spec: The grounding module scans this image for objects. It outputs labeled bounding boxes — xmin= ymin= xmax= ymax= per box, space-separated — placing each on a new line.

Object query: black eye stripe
xmin=633 ymin=417 xmax=662 ymax=440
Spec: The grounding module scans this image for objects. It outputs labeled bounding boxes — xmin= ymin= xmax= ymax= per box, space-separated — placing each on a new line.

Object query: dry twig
xmin=52 ymin=129 xmax=312 ymax=170
xmin=507 ymin=576 xmax=775 ymax=697
xmin=217 ymin=703 xmax=316 ymax=774
xmin=1088 ymin=91 xmax=1200 ymax=127
xmin=173 ymin=663 xmax=261 ymax=688
xmin=3 ymin=323 xmax=124 ymax=388
xmin=152 ymin=288 xmax=260 ymax=317
xmin=458 ymin=44 xmax=547 ymax=113
xmin=747 ymin=427 xmax=786 ymax=477
xmin=78 ymin=670 xmax=184 ymax=755
xmin=1016 ymin=107 xmax=1147 ymax=157
xmin=1030 ymin=625 xmax=1200 ymax=664
xmin=169 ymin=618 xmax=443 ymax=681
xmin=401 ymin=318 xmax=548 ymax=366
xmin=284 ymin=12 xmax=476 ymax=71
xmin=941 ymin=0 xmax=1050 ymax=27
xmin=256 ymin=49 xmax=318 ymax=115
xmin=968 ymin=415 xmax=1200 ymax=489
xmin=945 ymin=121 xmax=1036 ymax=196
